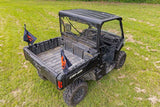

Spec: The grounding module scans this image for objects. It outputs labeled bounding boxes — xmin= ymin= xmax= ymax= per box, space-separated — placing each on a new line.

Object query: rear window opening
xmin=61 ymin=17 xmax=97 ymax=48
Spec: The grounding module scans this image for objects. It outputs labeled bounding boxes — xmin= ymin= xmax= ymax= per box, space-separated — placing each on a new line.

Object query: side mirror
xmin=64 ymin=23 xmax=71 ymax=32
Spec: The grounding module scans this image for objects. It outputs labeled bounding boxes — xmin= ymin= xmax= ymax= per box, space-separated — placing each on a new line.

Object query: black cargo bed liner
xmin=37 ymin=46 xmax=85 ymax=74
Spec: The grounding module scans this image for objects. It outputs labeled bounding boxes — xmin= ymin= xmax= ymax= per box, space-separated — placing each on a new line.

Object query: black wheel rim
xmin=72 ymin=87 xmax=85 ymax=104
xmin=119 ymin=56 xmax=126 ymax=67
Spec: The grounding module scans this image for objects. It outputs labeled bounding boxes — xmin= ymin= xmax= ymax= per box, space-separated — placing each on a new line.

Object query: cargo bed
xmin=24 ymin=37 xmax=98 ymax=86
xmin=37 ymin=46 xmax=85 ymax=74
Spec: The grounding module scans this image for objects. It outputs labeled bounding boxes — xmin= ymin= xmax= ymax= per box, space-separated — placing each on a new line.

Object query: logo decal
xmin=61 ymin=56 xmax=66 ymax=69
xmin=69 ymin=70 xmax=83 ymax=79
xmin=27 ymin=35 xmax=33 ymax=42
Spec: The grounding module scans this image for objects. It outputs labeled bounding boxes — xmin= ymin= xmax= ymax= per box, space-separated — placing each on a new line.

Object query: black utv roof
xmin=59 ymin=9 xmax=122 ymax=26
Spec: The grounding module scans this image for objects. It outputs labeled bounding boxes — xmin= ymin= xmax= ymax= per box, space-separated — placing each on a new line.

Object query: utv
xmin=23 ymin=9 xmax=126 ymax=106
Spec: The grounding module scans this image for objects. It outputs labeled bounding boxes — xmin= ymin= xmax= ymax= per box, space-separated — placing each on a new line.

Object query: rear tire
xmin=37 ymin=70 xmax=47 ymax=80
xmin=115 ymin=51 xmax=126 ymax=69
xmin=63 ymin=79 xmax=88 ymax=106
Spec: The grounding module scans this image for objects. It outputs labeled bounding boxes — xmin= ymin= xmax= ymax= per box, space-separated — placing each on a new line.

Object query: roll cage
xmin=59 ymin=9 xmax=124 ymax=51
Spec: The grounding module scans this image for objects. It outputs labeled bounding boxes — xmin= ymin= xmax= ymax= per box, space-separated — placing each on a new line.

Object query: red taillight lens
xmin=58 ymin=81 xmax=63 ymax=89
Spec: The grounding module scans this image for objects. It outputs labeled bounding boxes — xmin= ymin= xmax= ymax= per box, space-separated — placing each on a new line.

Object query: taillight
xmin=58 ymin=81 xmax=63 ymax=89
